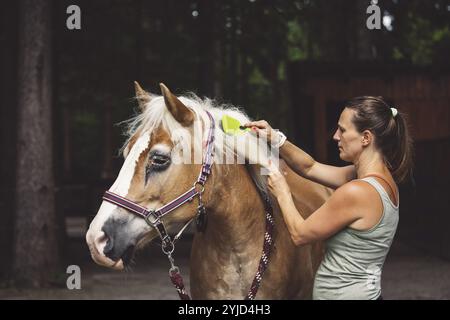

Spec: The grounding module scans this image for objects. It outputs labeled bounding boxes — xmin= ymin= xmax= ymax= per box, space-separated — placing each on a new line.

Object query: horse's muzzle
xmin=86 ymin=229 xmax=124 ymax=270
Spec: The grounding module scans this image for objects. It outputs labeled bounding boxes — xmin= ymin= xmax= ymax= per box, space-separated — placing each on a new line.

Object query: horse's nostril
xmin=101 ymin=218 xmax=133 ymax=262
xmin=93 ymin=231 xmax=109 ymax=256
xmin=102 ymin=231 xmax=114 ymax=256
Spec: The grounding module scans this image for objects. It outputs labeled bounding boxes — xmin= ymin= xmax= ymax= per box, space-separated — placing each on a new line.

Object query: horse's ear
xmin=160 ymin=83 xmax=194 ymax=126
xmin=134 ymin=81 xmax=152 ymax=111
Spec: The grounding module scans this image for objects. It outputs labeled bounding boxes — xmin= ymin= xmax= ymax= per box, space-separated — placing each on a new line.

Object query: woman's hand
xmin=266 ymin=161 xmax=291 ymax=200
xmin=243 ymin=120 xmax=278 ymax=145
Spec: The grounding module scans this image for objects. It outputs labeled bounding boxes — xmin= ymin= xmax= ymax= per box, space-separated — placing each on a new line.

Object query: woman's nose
xmin=333 ymin=130 xmax=340 ymax=141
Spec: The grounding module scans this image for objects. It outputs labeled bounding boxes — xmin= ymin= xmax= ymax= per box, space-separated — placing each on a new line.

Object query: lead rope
xmin=245 ymin=180 xmax=275 ymax=300
xmin=167 ymin=218 xmax=195 ymax=300
xmin=168 ymin=252 xmax=191 ymax=300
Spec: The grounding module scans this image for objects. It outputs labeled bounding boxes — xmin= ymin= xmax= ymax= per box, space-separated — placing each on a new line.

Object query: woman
xmin=244 ymin=96 xmax=413 ymax=300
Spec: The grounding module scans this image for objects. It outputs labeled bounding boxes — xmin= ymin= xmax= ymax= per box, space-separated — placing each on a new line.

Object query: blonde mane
xmin=121 ymin=92 xmax=272 ymax=193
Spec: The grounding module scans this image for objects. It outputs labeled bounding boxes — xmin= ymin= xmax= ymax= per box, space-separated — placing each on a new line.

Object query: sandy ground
xmin=1 ymin=238 xmax=449 ymax=300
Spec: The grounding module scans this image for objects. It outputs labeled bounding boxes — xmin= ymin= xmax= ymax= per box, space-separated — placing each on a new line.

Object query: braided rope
xmin=245 ymin=196 xmax=275 ymax=300
xmin=170 ymin=270 xmax=191 ymax=300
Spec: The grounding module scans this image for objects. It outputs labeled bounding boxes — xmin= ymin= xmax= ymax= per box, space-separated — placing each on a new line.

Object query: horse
xmin=85 ymin=82 xmax=331 ymax=299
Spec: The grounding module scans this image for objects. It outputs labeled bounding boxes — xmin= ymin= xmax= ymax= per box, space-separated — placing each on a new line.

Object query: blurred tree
xmin=0 ymin=0 xmax=19 ymax=281
xmin=386 ymin=0 xmax=450 ymax=65
xmin=13 ymin=0 xmax=60 ymax=287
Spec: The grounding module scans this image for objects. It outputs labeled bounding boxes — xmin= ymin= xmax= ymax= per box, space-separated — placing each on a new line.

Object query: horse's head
xmin=86 ymin=82 xmax=210 ymax=270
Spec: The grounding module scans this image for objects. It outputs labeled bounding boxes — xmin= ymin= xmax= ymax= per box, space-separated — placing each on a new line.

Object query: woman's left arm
xmin=268 ymin=167 xmax=366 ymax=245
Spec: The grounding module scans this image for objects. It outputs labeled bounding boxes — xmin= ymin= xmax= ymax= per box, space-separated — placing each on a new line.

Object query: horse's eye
xmin=149 ymin=154 xmax=171 ymax=171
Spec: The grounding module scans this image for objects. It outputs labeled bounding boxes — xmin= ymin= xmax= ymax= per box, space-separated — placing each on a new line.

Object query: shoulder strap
xmin=363 ymin=173 xmax=398 ymax=206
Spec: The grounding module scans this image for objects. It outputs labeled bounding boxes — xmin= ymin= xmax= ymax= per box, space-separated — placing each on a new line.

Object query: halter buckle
xmin=144 ymin=210 xmax=158 ymax=226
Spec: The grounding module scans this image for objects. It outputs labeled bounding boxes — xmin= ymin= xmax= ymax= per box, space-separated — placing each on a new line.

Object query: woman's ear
xmin=362 ymin=130 xmax=373 ymax=147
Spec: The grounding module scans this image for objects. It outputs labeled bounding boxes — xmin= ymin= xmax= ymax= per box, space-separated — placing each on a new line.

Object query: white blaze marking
xmin=87 ymin=132 xmax=151 ymax=234
xmin=109 ymin=132 xmax=151 ymax=195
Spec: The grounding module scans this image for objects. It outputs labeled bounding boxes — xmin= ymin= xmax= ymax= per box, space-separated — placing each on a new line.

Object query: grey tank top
xmin=313 ymin=177 xmax=399 ymax=300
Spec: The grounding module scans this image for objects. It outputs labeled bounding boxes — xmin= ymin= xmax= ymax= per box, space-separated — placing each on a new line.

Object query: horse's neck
xmin=206 ymin=164 xmax=266 ymax=245
xmin=189 ymin=164 xmax=296 ymax=299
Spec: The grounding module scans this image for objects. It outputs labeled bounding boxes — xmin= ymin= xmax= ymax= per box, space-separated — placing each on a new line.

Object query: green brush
xmin=221 ymin=115 xmax=251 ymax=135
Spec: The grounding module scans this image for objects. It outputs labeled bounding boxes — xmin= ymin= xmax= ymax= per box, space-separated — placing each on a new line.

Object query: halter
xmin=102 ymin=110 xmax=274 ymax=300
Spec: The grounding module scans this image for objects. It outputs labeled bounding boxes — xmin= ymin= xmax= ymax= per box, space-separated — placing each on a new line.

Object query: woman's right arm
xmin=244 ymin=120 xmax=356 ymax=189
xmin=279 ymin=140 xmax=355 ymax=189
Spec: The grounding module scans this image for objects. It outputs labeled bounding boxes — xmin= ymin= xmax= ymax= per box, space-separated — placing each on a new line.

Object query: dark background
xmin=0 ymin=0 xmax=449 ymax=293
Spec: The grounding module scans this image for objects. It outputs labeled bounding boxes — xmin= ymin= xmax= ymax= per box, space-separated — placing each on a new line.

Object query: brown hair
xmin=345 ymin=96 xmax=414 ymax=183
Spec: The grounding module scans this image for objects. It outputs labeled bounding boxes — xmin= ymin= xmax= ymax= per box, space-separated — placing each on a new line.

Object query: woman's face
xmin=333 ymin=108 xmax=365 ymax=163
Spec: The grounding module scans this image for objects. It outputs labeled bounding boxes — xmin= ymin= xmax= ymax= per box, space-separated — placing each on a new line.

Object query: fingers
xmin=267 ymin=159 xmax=281 ymax=175
xmin=243 ymin=120 xmax=270 ymax=129
xmin=265 ymin=160 xmax=287 ymax=179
